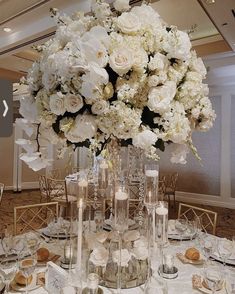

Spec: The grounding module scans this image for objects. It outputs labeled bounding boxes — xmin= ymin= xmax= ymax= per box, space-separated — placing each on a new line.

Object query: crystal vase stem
xmin=147 ymin=208 xmax=154 ymax=282
xmin=117 ymin=232 xmax=122 ymax=294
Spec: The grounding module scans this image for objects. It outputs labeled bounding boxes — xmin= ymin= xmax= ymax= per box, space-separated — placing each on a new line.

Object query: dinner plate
xmin=210 ymin=253 xmax=235 ymax=266
xmin=103 ymin=219 xmax=138 ymax=231
xmin=10 ymin=273 xmax=41 ymax=292
xmin=168 ymin=233 xmax=196 ymax=241
xmin=42 ymin=229 xmax=77 ymax=239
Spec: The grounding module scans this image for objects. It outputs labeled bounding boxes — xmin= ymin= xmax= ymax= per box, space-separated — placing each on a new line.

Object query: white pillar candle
xmin=156 ymin=206 xmax=168 ymax=243
xmin=77 ymin=199 xmax=83 ymax=271
xmin=145 ymin=170 xmax=159 ymax=177
xmin=164 ymin=254 xmax=174 ymax=269
xmin=115 ymin=191 xmax=128 ymax=200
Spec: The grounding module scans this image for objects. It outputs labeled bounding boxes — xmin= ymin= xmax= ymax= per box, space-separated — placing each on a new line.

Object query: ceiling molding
xmin=193 ymin=40 xmax=232 ymax=57
xmin=0 ymin=0 xmax=52 ymax=26
xmin=0 ymin=67 xmax=24 ymax=82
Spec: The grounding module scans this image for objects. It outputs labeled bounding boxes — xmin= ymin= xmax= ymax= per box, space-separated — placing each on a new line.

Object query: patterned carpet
xmin=0 ymin=190 xmax=235 ymax=238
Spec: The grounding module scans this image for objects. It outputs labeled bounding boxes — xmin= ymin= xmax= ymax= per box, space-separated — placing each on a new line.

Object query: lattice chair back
xmin=47 ymin=167 xmax=72 ymax=180
xmin=46 ymin=177 xmax=68 ymax=203
xmin=158 ymin=176 xmax=166 ymax=201
xmin=39 ymin=175 xmax=48 ymax=202
xmin=129 ymin=199 xmax=143 ymax=219
xmin=166 ymin=173 xmax=178 ymax=190
xmin=178 ymin=203 xmax=217 ymax=235
xmin=0 ymin=183 xmax=4 ymax=205
xmin=14 ymin=202 xmax=59 ymax=235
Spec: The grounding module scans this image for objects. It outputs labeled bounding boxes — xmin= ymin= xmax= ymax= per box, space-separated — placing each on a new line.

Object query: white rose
xmin=49 ymin=92 xmax=66 ymax=116
xmin=109 ymin=47 xmax=133 ymax=76
xmin=116 ymin=12 xmax=141 ymax=34
xmin=113 ymin=0 xmax=130 ymax=12
xmin=89 ymin=247 xmax=109 ymax=267
xmin=147 ymin=81 xmax=176 ymax=114
xmin=64 ymin=94 xmax=83 ymax=113
xmin=131 ymin=4 xmax=161 ymax=28
xmin=133 ymin=130 xmax=158 ymax=150
xmin=91 ymin=100 xmax=109 ymax=115
xmin=148 ymin=75 xmax=160 ymax=87
xmin=65 ymin=114 xmax=97 ymax=143
xmin=132 ymin=49 xmax=148 ymax=72
xmin=112 ymin=249 xmax=131 ymax=267
xmin=148 ymin=53 xmax=169 ymax=71
xmin=170 ymin=144 xmax=189 ymax=164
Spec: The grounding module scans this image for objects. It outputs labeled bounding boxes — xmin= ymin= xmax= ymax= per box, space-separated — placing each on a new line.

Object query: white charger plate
xmin=210 ymin=253 xmax=235 ymax=266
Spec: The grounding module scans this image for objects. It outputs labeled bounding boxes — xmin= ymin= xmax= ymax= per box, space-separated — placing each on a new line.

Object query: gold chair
xmin=158 ymin=176 xmax=166 ymax=201
xmin=46 ymin=177 xmax=77 ymax=216
xmin=38 ymin=175 xmax=48 ymax=203
xmin=0 ymin=183 xmax=4 ymax=206
xmin=13 ymin=202 xmax=59 ymax=235
xmin=178 ymin=202 xmax=217 ymax=235
xmin=164 ymin=173 xmax=178 ymax=208
xmin=48 ymin=167 xmax=72 ymax=180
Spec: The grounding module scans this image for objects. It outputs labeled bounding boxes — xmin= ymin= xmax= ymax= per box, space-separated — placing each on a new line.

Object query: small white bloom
xmin=16 ymin=139 xmax=37 ymax=153
xmin=49 ymin=92 xmax=66 ymax=116
xmin=116 ymin=12 xmax=141 ymax=34
xmin=133 ymin=130 xmax=158 ymax=150
xmin=132 ymin=48 xmax=148 ymax=72
xmin=131 ymin=4 xmax=161 ymax=29
xmin=91 ymin=100 xmax=109 ymax=115
xmin=162 ymin=29 xmax=191 ymax=61
xmin=64 ymin=94 xmax=83 ymax=113
xmin=170 ymin=144 xmax=189 ymax=164
xmin=148 ymin=53 xmax=169 ymax=72
xmin=109 ymin=47 xmax=133 ymax=76
xmin=89 ymin=247 xmax=109 ymax=267
xmin=132 ymin=246 xmax=148 ymax=261
xmin=112 ymin=249 xmax=131 ymax=267
xmin=113 ymin=0 xmax=130 ymax=12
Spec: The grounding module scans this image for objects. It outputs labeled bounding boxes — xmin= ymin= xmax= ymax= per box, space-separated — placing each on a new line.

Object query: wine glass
xmin=19 ymin=256 xmax=37 ymax=294
xmin=145 ymin=276 xmax=168 ymax=294
xmin=0 ymin=259 xmax=18 ymax=293
xmin=203 ymin=263 xmax=223 ymax=294
xmin=26 ymin=234 xmax=40 ymax=255
xmin=217 ymin=238 xmax=233 ymax=267
xmin=175 ymin=219 xmax=188 ymax=245
xmin=12 ymin=236 xmax=27 ymax=261
xmin=187 ymin=220 xmax=197 ymax=243
xmin=1 ymin=231 xmax=14 ymax=259
xmin=199 ymin=236 xmax=213 ymax=265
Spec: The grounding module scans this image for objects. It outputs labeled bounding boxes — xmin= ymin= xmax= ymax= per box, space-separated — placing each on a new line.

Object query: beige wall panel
xmin=0 ymin=132 xmax=14 ymax=186
xmin=159 ymin=95 xmax=221 ymax=196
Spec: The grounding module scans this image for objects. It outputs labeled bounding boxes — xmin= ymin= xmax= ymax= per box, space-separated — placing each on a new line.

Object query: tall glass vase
xmin=144 ymin=164 xmax=159 ymax=283
xmin=113 ymin=183 xmax=129 ymax=294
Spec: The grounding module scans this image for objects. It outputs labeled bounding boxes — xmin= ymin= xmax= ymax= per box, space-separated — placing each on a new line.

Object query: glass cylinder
xmin=98 ymin=159 xmax=109 ymax=195
xmin=77 ymin=170 xmax=88 ymax=207
xmin=113 ymin=185 xmax=129 ymax=233
xmin=156 ymin=201 xmax=168 ymax=246
xmin=144 ymin=164 xmax=159 ymax=209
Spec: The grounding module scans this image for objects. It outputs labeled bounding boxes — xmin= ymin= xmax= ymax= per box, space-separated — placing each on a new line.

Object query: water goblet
xmin=26 ymin=234 xmax=40 ymax=255
xmin=187 ymin=220 xmax=197 ymax=243
xmin=199 ymin=236 xmax=213 ymax=265
xmin=203 ymin=263 xmax=223 ymax=294
xmin=217 ymin=238 xmax=233 ymax=268
xmin=0 ymin=259 xmax=18 ymax=293
xmin=19 ymin=256 xmax=37 ymax=294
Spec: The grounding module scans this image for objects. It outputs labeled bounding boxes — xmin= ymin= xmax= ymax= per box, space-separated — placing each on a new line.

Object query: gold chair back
xmin=166 ymin=173 xmax=178 ymax=190
xmin=178 ymin=203 xmax=217 ymax=235
xmin=48 ymin=167 xmax=72 ymax=180
xmin=158 ymin=176 xmax=166 ymax=201
xmin=46 ymin=177 xmax=68 ymax=203
xmin=14 ymin=202 xmax=59 ymax=235
xmin=38 ymin=175 xmax=48 ymax=202
xmin=0 ymin=183 xmax=4 ymax=205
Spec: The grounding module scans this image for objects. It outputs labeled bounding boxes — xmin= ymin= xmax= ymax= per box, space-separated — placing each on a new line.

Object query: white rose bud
xmin=64 ymin=94 xmax=83 ymax=113
xmin=109 ymin=47 xmax=133 ymax=76
xmin=104 ymin=82 xmax=114 ymax=99
xmin=49 ymin=92 xmax=66 ymax=116
xmin=113 ymin=0 xmax=130 ymax=12
xmin=91 ymin=100 xmax=109 ymax=115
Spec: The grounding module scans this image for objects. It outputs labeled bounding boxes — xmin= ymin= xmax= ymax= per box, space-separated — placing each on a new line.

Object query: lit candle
xmin=145 ymin=170 xmax=159 ymax=177
xmin=164 ymin=254 xmax=174 ymax=271
xmin=156 ymin=204 xmax=168 ymax=243
xmin=64 ymin=243 xmax=73 ymax=263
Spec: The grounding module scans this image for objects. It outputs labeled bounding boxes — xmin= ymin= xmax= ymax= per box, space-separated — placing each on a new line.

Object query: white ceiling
xmin=0 ymin=0 xmax=234 ymax=83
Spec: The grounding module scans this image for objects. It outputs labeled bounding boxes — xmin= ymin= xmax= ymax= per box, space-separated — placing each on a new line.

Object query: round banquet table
xmin=1 ymin=232 xmax=235 ymax=294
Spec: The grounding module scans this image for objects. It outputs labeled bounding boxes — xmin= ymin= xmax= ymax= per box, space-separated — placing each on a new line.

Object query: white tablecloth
xmin=2 ymin=234 xmax=235 ymax=293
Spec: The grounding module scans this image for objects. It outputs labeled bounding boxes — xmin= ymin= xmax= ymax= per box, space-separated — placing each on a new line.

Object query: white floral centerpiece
xmin=16 ymin=0 xmax=215 ymax=171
